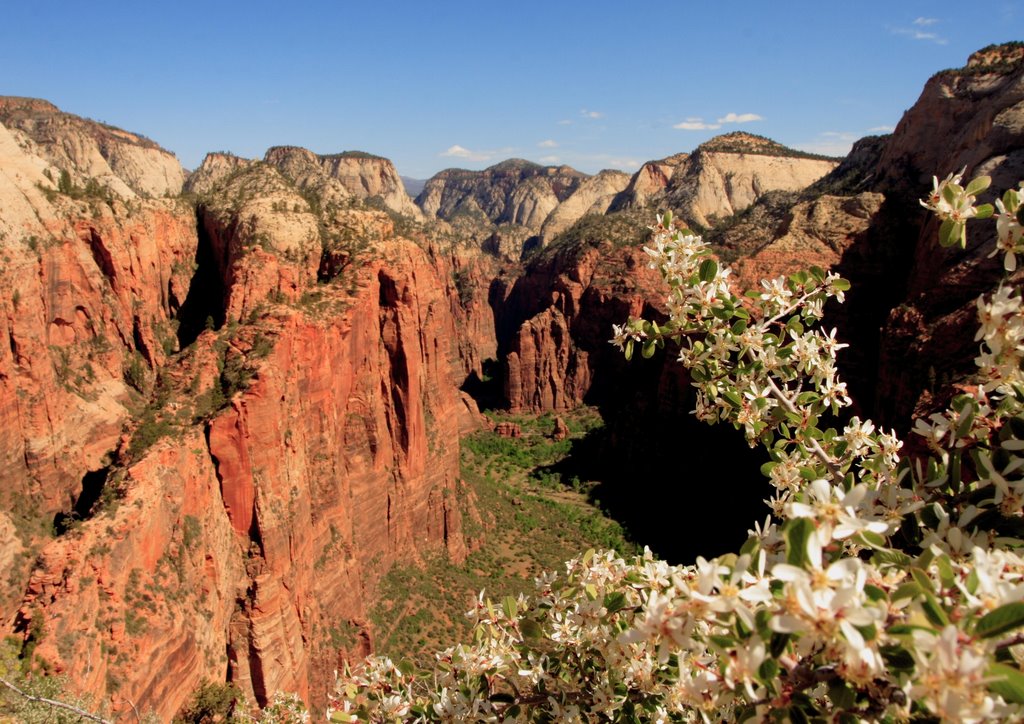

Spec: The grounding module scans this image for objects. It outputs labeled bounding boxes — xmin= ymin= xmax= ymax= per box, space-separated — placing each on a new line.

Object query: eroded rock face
xmin=2 ymin=101 xmax=470 ymax=719
xmin=417 ymin=160 xmax=586 ymax=231
xmin=0 ymin=109 xmax=198 ymax=620
xmin=730 ymin=192 xmax=885 ymax=290
xmin=662 ymin=134 xmax=838 ymax=228
xmin=183 ymin=152 xmax=253 ymax=195
xmin=540 ymin=170 xmax=631 ymax=245
xmin=610 ymin=153 xmax=687 ymax=210
xmin=15 ymin=237 xmax=469 ymax=720
xmin=495 ymin=226 xmax=666 ymax=412
xmin=0 ymin=96 xmax=185 ymax=199
xmin=870 ymin=44 xmax=1024 ymax=426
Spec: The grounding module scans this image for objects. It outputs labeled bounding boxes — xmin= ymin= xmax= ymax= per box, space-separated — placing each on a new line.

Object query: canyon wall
xmin=1 ymin=110 xmax=472 ymax=718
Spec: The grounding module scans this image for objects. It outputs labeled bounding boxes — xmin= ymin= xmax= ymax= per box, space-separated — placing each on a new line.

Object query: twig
xmin=765 ymin=377 xmax=844 ymax=482
xmin=0 ymin=676 xmax=112 ymax=724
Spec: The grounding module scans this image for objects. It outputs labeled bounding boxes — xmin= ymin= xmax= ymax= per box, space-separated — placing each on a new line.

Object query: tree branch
xmin=0 ymin=676 xmax=112 ymax=724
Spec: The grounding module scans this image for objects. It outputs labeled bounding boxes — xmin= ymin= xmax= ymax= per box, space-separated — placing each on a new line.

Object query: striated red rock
xmin=16 ymin=238 xmax=470 ymax=718
xmin=493 ymin=421 xmax=522 ymax=438
xmin=497 ymin=221 xmax=667 ymax=413
xmin=0 ymin=107 xmax=199 ymax=625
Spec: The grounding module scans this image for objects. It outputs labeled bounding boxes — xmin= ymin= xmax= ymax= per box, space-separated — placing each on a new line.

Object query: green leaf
xmin=892 ymin=582 xmax=921 ymax=601
xmin=955 ymin=401 xmax=976 ymax=439
xmin=988 ymin=663 xmax=1024 ymax=704
xmin=910 ymin=567 xmax=934 ymax=594
xmin=722 ymin=390 xmax=743 ymax=409
xmin=758 ymin=658 xmax=780 ymax=684
xmin=828 ymin=681 xmax=857 ymax=711
xmin=856 ymin=530 xmax=888 ymax=550
xmin=921 ymin=595 xmax=950 ymax=628
xmin=520 ymin=618 xmax=543 ymax=639
xmin=699 ymin=258 xmax=718 ymax=282
xmin=976 ymin=602 xmax=1024 ymax=639
xmin=935 ymin=555 xmax=956 ymax=589
xmin=603 ymin=591 xmax=628 ymax=614
xmin=964 ymin=175 xmax=991 ymax=197
xmin=769 ymin=631 xmax=790 ymax=658
xmin=939 ymin=218 xmax=958 ymax=247
xmin=863 ymin=584 xmax=888 ymax=602
xmin=942 ymin=182 xmax=959 ymax=206
xmin=786 ymin=518 xmax=814 ymax=568
xmin=880 ymin=644 xmax=916 ymax=672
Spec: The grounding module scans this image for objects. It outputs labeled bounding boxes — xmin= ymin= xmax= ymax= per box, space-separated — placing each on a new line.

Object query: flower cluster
xmin=330 ymin=179 xmax=1024 ymax=723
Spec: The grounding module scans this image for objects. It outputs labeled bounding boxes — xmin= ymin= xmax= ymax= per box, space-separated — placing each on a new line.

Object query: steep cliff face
xmin=658 ymin=134 xmax=839 ymax=227
xmin=183 ymin=152 xmax=253 ymax=195
xmin=417 ymin=159 xmax=586 ymax=229
xmin=18 ymin=240 xmax=469 ymax=717
xmin=2 ymin=103 xmax=471 ymax=718
xmin=494 ymin=213 xmax=663 ymax=412
xmin=870 ymin=43 xmax=1024 ymax=426
xmin=539 ymin=170 xmax=631 ymax=245
xmin=0 ymin=108 xmax=198 ymax=617
xmin=316 ymin=151 xmax=424 ymax=220
xmin=609 ymin=153 xmax=688 ymax=210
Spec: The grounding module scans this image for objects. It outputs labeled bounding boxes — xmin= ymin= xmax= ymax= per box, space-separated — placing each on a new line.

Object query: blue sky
xmin=3 ymin=2 xmax=1020 ymax=179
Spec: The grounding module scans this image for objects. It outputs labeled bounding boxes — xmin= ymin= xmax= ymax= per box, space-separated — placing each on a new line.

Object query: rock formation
xmin=417 ymin=159 xmax=586 ymax=226
xmin=1 ymin=104 xmax=471 ymax=718
xmin=3 ymin=41 xmax=1022 ymax=720
xmin=609 ymin=153 xmax=688 ymax=210
xmin=539 ymin=170 xmax=631 ymax=245
xmin=0 ymin=104 xmax=198 ymax=619
xmin=655 ymin=133 xmax=838 ymax=227
xmin=0 ymin=96 xmax=185 ymax=199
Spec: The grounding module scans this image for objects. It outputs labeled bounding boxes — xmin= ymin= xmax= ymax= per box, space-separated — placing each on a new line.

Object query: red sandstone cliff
xmin=2 ymin=113 xmax=472 ymax=718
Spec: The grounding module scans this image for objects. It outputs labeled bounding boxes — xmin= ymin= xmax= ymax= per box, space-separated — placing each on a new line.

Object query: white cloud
xmin=889 ymin=23 xmax=947 ymax=44
xmin=439 ymin=144 xmax=499 ymax=162
xmin=674 ymin=112 xmax=763 ymax=131
xmin=581 ymin=109 xmax=604 ymax=119
xmin=716 ymin=112 xmax=763 ymax=124
xmin=673 ymin=117 xmax=721 ymax=131
xmin=538 ymin=139 xmax=559 ymax=148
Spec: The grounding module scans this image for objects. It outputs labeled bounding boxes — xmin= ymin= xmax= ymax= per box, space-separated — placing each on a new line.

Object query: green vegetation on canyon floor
xmin=368 ymin=407 xmax=636 ymax=663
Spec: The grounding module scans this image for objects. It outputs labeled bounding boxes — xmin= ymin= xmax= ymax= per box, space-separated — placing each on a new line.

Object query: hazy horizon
xmin=3 ymin=1 xmax=1020 ymax=179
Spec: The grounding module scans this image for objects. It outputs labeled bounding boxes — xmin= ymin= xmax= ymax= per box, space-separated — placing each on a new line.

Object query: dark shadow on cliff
xmin=535 ymin=348 xmax=771 ymax=564
xmin=460 ymin=358 xmax=503 ymax=411
xmin=175 ymin=206 xmax=227 ymax=348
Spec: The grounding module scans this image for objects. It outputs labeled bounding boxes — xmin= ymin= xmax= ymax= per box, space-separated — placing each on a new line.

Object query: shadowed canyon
xmin=0 ymin=44 xmax=1022 ymax=718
